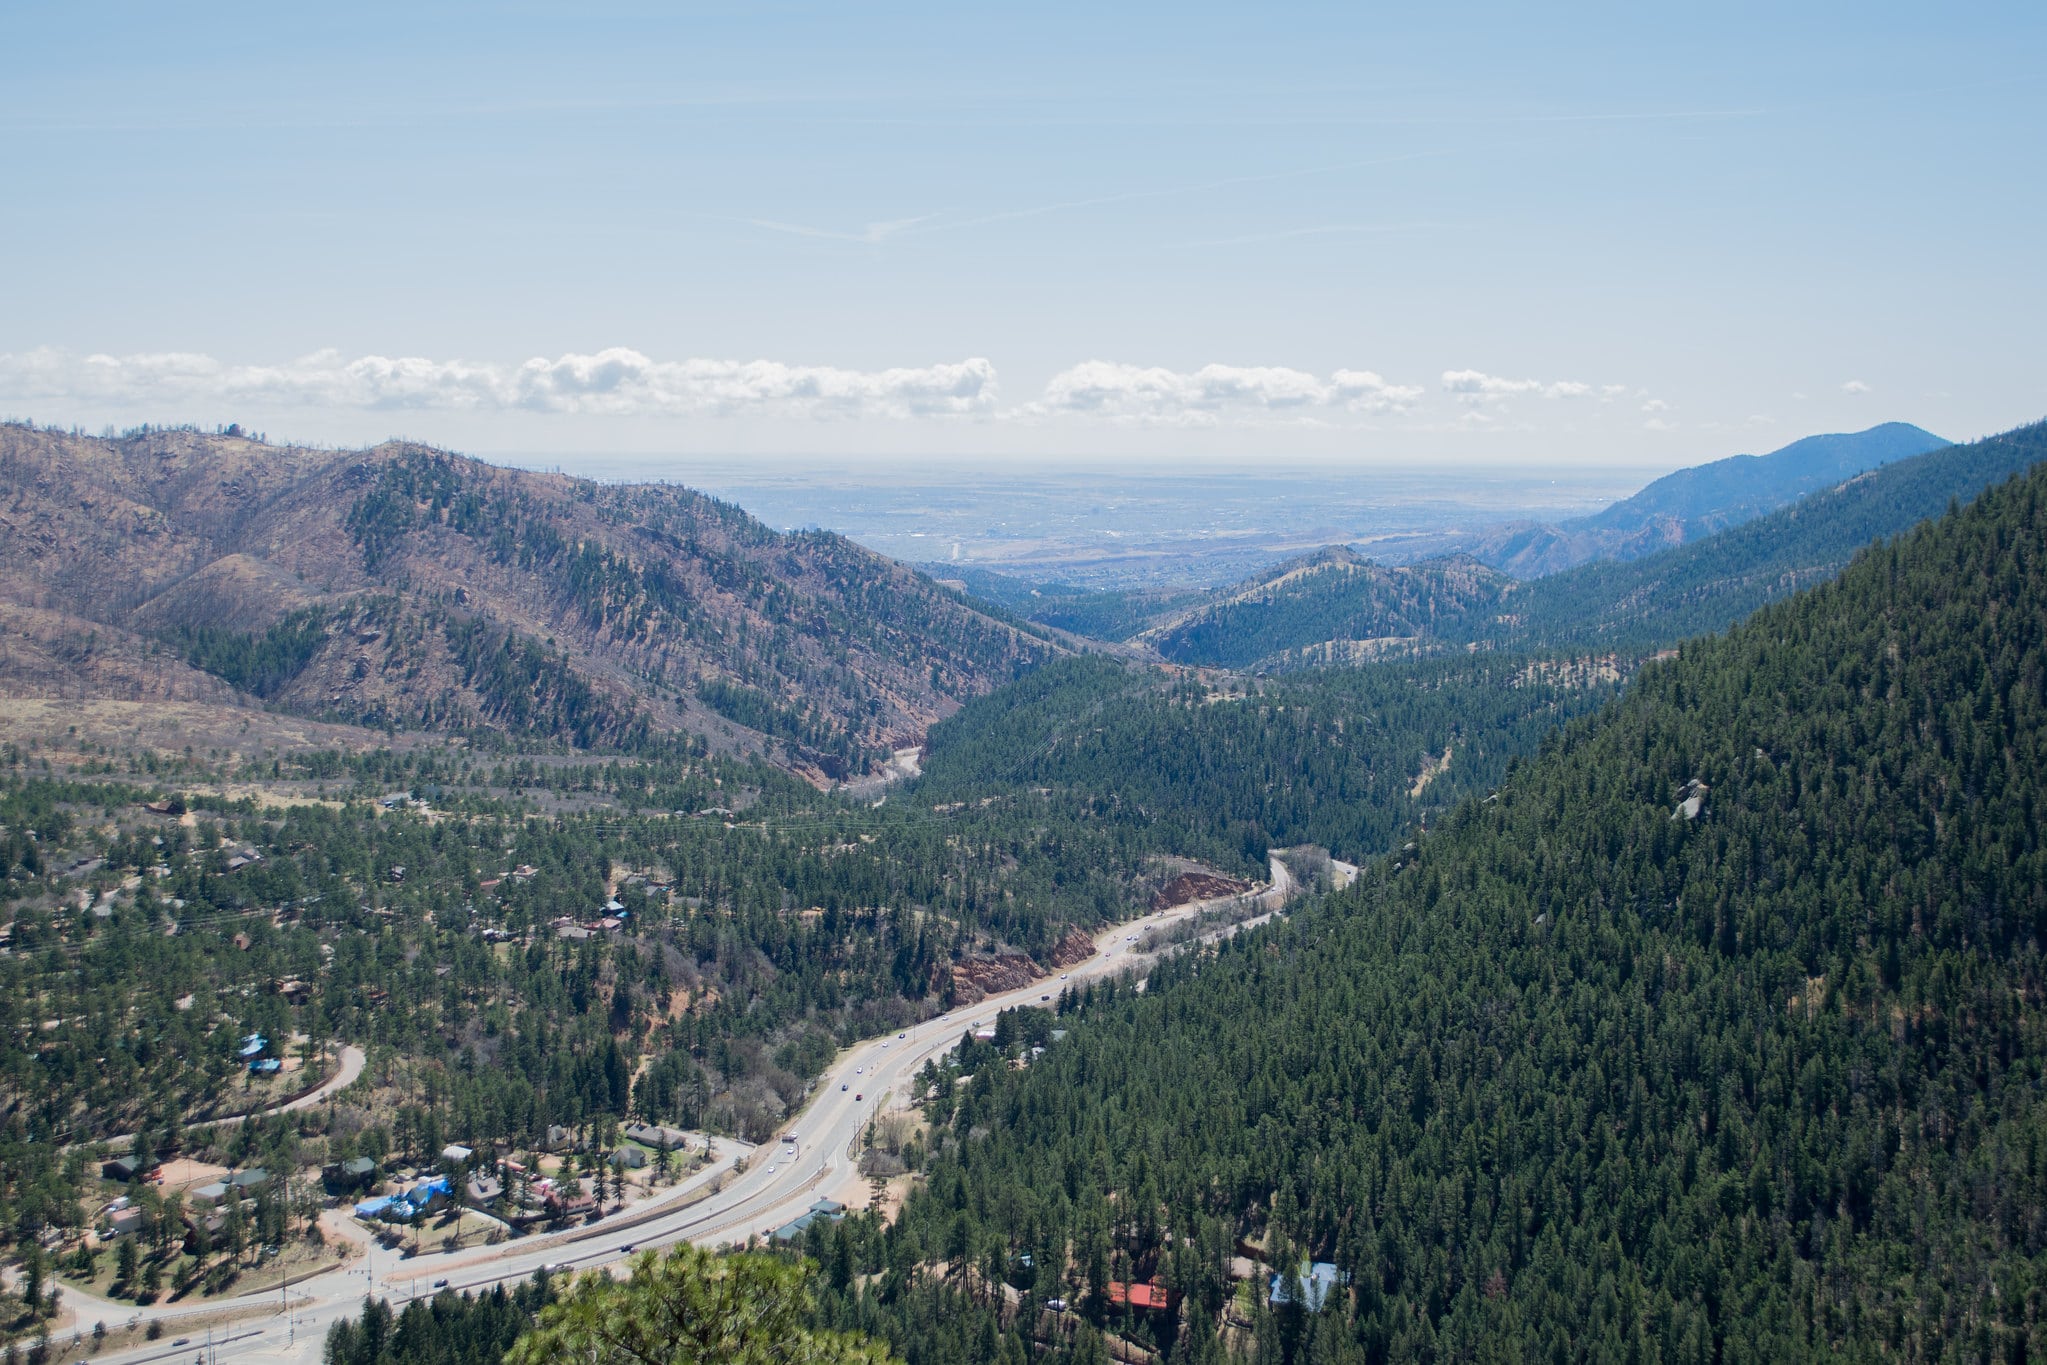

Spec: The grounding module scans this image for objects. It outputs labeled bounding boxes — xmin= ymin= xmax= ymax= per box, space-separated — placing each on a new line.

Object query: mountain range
xmin=1391 ymin=420 xmax=1950 ymax=577
xmin=0 ymin=424 xmax=1053 ymax=778
xmin=983 ymin=419 xmax=2045 ymax=670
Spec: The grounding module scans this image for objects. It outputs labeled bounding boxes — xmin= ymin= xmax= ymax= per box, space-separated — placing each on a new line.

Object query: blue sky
xmin=1 ymin=1 xmax=2042 ymax=467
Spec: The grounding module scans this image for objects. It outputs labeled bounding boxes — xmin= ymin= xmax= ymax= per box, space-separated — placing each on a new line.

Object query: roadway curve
xmin=79 ymin=869 xmax=1298 ymax=1365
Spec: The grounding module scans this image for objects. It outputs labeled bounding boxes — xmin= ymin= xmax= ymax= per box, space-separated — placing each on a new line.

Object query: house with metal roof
xmin=770 ymin=1199 xmax=850 ymax=1242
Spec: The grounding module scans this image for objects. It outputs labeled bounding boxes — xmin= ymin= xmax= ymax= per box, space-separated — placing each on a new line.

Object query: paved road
xmin=86 ymin=1046 xmax=367 ymax=1157
xmin=78 ymin=871 xmax=1297 ymax=1365
xmin=270 ymin=1046 xmax=366 ymax=1117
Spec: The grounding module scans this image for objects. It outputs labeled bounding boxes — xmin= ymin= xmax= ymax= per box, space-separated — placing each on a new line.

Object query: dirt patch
xmin=1408 ymin=745 xmax=1453 ymax=797
xmin=1150 ymin=871 xmax=1254 ymax=912
xmin=152 ymin=1157 xmax=230 ymax=1193
xmin=0 ymin=697 xmax=456 ymax=764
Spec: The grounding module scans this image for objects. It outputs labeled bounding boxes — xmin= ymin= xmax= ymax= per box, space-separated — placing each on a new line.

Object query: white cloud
xmin=1035 ymin=361 xmax=1421 ymax=426
xmin=1841 ymin=379 xmax=1870 ymax=394
xmin=1441 ymin=369 xmax=1594 ymax=402
xmin=1641 ymin=398 xmax=1669 ymax=413
xmin=0 ymin=346 xmax=999 ymax=420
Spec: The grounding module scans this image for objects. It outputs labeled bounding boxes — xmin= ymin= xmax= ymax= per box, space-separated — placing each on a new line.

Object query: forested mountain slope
xmin=1571 ymin=421 xmax=1947 ymax=539
xmin=916 ymin=652 xmax=1624 ymax=867
xmin=840 ymin=459 xmax=2047 ymax=1360
xmin=1143 ymin=418 xmax=2045 ymax=669
xmin=1138 ymin=549 xmax=1507 ymax=670
xmin=0 ymin=424 xmax=1052 ymax=777
xmin=1446 ymin=421 xmax=1949 ymax=578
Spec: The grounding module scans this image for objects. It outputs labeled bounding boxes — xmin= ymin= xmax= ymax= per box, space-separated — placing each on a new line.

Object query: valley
xmin=2 ymin=419 xmax=2044 ymax=1365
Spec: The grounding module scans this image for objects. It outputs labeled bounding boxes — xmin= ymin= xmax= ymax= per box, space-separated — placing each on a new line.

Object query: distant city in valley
xmin=554 ymin=460 xmax=1659 ymax=589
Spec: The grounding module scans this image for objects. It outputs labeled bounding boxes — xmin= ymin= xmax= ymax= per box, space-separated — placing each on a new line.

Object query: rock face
xmin=1150 ymin=871 xmax=1255 ymax=911
xmin=1048 ymin=926 xmax=1097 ymax=969
xmin=0 ymin=424 xmax=1059 ymax=776
xmin=949 ymin=952 xmax=1046 ymax=1005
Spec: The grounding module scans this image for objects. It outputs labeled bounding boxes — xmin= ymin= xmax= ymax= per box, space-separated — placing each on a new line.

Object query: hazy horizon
xmin=3 ymin=3 xmax=2040 ymax=467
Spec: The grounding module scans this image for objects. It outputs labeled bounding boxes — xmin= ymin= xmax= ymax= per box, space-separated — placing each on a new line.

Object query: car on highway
xmin=766 ymin=1165 xmax=777 ymax=1174
xmin=1060 ymin=973 xmax=1068 ymax=980
xmin=172 ymin=1341 xmax=189 ymax=1349
xmin=621 ymin=1244 xmax=635 ymax=1253
xmin=855 ymin=1066 xmax=863 ymax=1074
xmin=899 ymin=1032 xmax=907 ymax=1039
xmin=854 ymin=1092 xmax=863 ymax=1101
xmin=841 ymin=1083 xmax=848 ymax=1091
xmin=1041 ymin=994 xmax=1051 ymax=1001
xmin=433 ymin=1278 xmax=450 ymax=1288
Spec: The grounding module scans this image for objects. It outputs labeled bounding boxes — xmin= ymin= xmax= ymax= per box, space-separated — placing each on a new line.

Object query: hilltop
xmin=0 ymin=424 xmax=1055 ymax=778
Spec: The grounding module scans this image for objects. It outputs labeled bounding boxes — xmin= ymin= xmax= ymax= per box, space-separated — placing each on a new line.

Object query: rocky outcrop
xmin=1048 ymin=926 xmax=1096 ymax=968
xmin=1150 ymin=871 xmax=1254 ymax=911
xmin=949 ymin=952 xmax=1045 ymax=1004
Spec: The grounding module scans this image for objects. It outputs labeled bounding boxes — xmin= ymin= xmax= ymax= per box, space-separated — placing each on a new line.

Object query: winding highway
xmin=71 ymin=863 xmax=1291 ymax=1365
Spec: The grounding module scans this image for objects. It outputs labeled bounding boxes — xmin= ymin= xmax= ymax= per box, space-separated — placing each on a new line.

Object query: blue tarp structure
xmin=237 ymin=1033 xmax=267 ymax=1059
xmin=353 ymin=1196 xmax=394 ymax=1219
xmin=1271 ymin=1262 xmax=1343 ymax=1311
xmin=249 ymin=1058 xmax=281 ymax=1074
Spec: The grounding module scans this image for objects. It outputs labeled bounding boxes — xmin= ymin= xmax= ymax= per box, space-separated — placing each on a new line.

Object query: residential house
xmin=622 ymin=1122 xmax=691 ymax=1151
xmin=1108 ymin=1281 xmax=1180 ymax=1312
xmin=101 ymin=1156 xmax=148 ymax=1183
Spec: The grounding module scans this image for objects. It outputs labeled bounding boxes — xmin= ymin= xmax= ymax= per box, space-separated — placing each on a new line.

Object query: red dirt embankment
xmin=1150 ymin=871 xmax=1254 ymax=911
xmin=949 ymin=927 xmax=1097 ymax=1004
xmin=950 ymin=953 xmax=1042 ymax=1003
